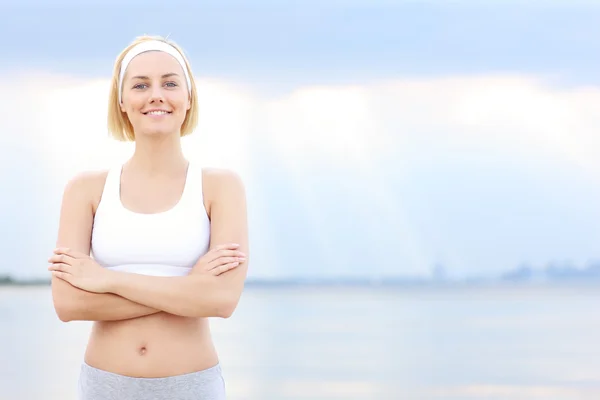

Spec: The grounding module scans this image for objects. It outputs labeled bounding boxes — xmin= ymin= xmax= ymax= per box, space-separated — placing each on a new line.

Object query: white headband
xmin=118 ymin=40 xmax=192 ymax=103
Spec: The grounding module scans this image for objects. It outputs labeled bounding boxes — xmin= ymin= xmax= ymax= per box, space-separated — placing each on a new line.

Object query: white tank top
xmin=90 ymin=163 xmax=211 ymax=277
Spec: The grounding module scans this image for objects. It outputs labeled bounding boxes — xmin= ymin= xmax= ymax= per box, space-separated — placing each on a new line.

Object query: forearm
xmin=70 ymin=290 xmax=162 ymax=322
xmin=55 ymin=280 xmax=161 ymax=322
xmin=108 ymin=271 xmax=233 ymax=318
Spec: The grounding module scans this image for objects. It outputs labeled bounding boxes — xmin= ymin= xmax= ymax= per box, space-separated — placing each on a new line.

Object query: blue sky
xmin=2 ymin=1 xmax=600 ymax=281
xmin=4 ymin=2 xmax=600 ymax=84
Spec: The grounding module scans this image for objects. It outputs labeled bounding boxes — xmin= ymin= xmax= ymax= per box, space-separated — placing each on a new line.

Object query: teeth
xmin=147 ymin=111 xmax=169 ymax=115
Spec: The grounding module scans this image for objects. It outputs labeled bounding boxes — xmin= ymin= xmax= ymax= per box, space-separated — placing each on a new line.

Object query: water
xmin=1 ymin=284 xmax=600 ymax=400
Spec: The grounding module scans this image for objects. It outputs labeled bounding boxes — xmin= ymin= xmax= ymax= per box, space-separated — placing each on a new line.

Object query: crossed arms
xmin=51 ymin=169 xmax=249 ymax=322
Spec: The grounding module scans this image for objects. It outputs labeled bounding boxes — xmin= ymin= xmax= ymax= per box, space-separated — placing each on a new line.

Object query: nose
xmin=148 ymin=84 xmax=164 ymax=103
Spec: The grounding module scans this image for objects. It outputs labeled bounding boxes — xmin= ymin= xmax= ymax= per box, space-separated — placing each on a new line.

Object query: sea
xmin=1 ymin=283 xmax=599 ymax=400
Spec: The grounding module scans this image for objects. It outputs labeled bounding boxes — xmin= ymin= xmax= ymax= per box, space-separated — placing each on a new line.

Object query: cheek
xmin=121 ymin=97 xmax=144 ymax=115
xmin=125 ymin=107 xmax=140 ymax=121
xmin=168 ymin=93 xmax=189 ymax=110
xmin=176 ymin=103 xmax=189 ymax=115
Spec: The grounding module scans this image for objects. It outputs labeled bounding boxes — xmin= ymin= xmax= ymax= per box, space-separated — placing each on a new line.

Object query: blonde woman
xmin=48 ymin=35 xmax=249 ymax=400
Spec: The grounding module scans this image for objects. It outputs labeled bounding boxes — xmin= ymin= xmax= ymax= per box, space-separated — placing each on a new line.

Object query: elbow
xmin=189 ymin=276 xmax=242 ymax=318
xmin=215 ymin=294 xmax=241 ymax=319
xmin=51 ymin=278 xmax=84 ymax=322
xmin=52 ymin=288 xmax=80 ymax=322
xmin=192 ymin=292 xmax=239 ymax=319
xmin=53 ymin=300 xmax=76 ymax=322
xmin=58 ymin=312 xmax=74 ymax=323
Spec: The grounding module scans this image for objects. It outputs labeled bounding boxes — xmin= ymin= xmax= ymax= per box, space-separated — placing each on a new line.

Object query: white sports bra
xmin=90 ymin=163 xmax=211 ymax=277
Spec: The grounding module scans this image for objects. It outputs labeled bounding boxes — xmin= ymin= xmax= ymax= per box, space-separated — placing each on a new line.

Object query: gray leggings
xmin=77 ymin=361 xmax=226 ymax=400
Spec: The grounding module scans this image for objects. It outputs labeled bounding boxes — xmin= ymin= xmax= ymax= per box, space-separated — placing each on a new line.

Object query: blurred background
xmin=2 ymin=0 xmax=600 ymax=399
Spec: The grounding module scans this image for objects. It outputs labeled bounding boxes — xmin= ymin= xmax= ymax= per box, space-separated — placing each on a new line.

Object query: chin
xmin=139 ymin=125 xmax=179 ymax=138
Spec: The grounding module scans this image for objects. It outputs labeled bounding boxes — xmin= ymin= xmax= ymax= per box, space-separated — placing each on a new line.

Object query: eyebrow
xmin=130 ymin=73 xmax=180 ymax=80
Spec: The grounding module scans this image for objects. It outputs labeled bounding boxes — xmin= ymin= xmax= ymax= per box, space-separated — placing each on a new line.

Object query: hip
xmin=78 ymin=361 xmax=226 ymax=400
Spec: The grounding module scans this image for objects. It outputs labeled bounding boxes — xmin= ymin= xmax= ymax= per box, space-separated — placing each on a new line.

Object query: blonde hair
xmin=107 ymin=35 xmax=199 ymax=142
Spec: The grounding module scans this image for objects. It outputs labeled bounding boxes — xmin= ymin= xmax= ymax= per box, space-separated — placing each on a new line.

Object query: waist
xmin=85 ymin=313 xmax=218 ymax=377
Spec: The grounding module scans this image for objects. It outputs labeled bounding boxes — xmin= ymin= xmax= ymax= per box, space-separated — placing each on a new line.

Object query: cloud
xmin=251 ymin=73 xmax=600 ymax=276
xmin=2 ymin=70 xmax=600 ymax=279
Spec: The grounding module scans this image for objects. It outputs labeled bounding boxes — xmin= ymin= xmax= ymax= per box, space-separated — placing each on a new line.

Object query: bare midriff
xmin=84 ymin=312 xmax=218 ymax=378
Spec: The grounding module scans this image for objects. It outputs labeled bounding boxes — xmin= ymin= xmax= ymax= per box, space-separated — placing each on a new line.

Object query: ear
xmin=120 ymin=100 xmax=126 ymax=113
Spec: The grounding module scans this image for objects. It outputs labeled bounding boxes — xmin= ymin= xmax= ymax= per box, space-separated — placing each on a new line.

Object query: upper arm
xmin=51 ymin=171 xmax=107 ymax=316
xmin=55 ymin=172 xmax=100 ymax=253
xmin=205 ymin=169 xmax=249 ymax=306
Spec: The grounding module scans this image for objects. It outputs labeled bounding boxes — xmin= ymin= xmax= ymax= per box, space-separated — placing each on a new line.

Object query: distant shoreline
xmin=0 ymin=278 xmax=50 ymax=287
xmin=5 ymin=261 xmax=600 ymax=288
xmin=2 ymin=276 xmax=600 ymax=289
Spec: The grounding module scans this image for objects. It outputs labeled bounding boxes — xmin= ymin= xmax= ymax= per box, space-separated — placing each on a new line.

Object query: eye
xmin=133 ymin=83 xmax=147 ymax=89
xmin=165 ymin=81 xmax=178 ymax=88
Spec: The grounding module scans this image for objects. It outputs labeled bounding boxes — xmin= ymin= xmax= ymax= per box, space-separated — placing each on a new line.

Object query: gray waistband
xmin=78 ymin=361 xmax=226 ymax=400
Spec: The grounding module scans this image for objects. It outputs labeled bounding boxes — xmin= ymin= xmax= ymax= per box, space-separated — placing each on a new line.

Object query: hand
xmin=48 ymin=248 xmax=114 ymax=293
xmin=192 ymin=243 xmax=246 ymax=276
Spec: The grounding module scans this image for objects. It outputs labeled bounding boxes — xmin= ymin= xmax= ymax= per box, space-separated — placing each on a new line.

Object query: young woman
xmin=48 ymin=35 xmax=249 ymax=400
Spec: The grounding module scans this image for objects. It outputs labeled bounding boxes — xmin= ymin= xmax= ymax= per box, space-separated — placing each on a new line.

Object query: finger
xmin=48 ymin=263 xmax=72 ymax=273
xmin=53 ymin=247 xmax=72 ymax=255
xmin=48 ymin=254 xmax=76 ymax=265
xmin=212 ymin=243 xmax=240 ymax=251
xmin=209 ymin=243 xmax=241 ymax=256
xmin=206 ymin=255 xmax=245 ymax=270
xmin=226 ymin=250 xmax=246 ymax=258
xmin=54 ymin=248 xmax=88 ymax=259
xmin=211 ymin=261 xmax=240 ymax=276
xmin=211 ymin=249 xmax=246 ymax=263
xmin=51 ymin=270 xmax=71 ymax=282
xmin=210 ymin=251 xmax=246 ymax=265
xmin=202 ymin=246 xmax=241 ymax=264
xmin=207 ymin=256 xmax=246 ymax=270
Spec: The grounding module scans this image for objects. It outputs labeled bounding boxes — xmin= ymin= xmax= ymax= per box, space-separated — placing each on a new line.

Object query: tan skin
xmin=48 ymin=50 xmax=249 ymax=378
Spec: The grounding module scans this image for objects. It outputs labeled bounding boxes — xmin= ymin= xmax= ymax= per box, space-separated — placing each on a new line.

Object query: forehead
xmin=124 ymin=51 xmax=185 ymax=78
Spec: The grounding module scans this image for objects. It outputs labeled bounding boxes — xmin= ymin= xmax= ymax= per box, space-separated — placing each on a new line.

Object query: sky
xmin=2 ymin=1 xmax=600 ymax=281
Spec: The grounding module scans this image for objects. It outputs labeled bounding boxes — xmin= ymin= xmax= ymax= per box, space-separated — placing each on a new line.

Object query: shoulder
xmin=202 ymin=168 xmax=245 ymax=195
xmin=62 ymin=169 xmax=110 ymax=210
xmin=201 ymin=168 xmax=246 ymax=212
xmin=63 ymin=169 xmax=109 ymax=194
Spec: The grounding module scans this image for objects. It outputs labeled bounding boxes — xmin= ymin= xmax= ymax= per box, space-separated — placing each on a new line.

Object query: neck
xmin=127 ymin=133 xmax=188 ymax=175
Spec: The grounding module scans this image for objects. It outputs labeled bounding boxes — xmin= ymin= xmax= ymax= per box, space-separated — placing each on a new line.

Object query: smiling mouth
xmin=144 ymin=110 xmax=172 ymax=115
